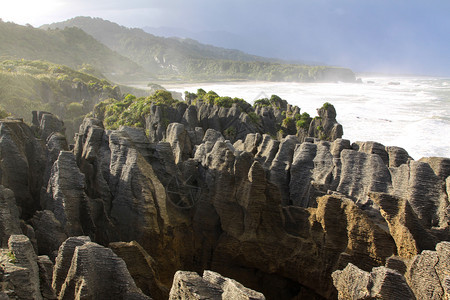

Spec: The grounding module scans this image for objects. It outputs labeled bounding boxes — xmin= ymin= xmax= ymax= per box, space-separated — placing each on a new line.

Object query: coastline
xmin=127 ymin=77 xmax=450 ymax=159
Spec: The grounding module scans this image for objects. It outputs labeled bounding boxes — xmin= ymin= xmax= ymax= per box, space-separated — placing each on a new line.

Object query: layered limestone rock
xmin=53 ymin=238 xmax=150 ymax=299
xmin=166 ymin=122 xmax=192 ymax=164
xmin=0 ymin=186 xmax=21 ymax=247
xmin=73 ymin=119 xmax=194 ymax=288
xmin=44 ymin=151 xmax=92 ymax=236
xmin=37 ymin=255 xmax=56 ymax=299
xmin=0 ymin=107 xmax=448 ymax=300
xmin=333 ymin=241 xmax=450 ymax=300
xmin=169 ymin=270 xmax=265 ymax=300
xmin=391 ymin=160 xmax=449 ymax=228
xmin=0 ymin=119 xmax=47 ymax=218
xmin=30 ymin=210 xmax=68 ymax=261
xmin=332 ymin=263 xmax=414 ymax=299
xmin=110 ymin=240 xmax=168 ymax=300
xmin=406 ymin=241 xmax=450 ymax=299
xmin=136 ymin=96 xmax=341 ymax=145
xmin=52 ymin=236 xmax=91 ymax=294
xmin=308 ymin=103 xmax=343 ymax=141
xmin=31 ymin=111 xmax=65 ymax=142
xmin=66 ymin=117 xmax=449 ymax=298
xmin=369 ymin=192 xmax=437 ymax=258
xmin=7 ymin=235 xmax=43 ymax=300
xmin=192 ymin=138 xmax=397 ymax=298
xmin=269 ymin=135 xmax=299 ymax=205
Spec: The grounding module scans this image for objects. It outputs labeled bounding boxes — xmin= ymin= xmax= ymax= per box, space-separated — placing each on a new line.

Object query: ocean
xmin=160 ymin=77 xmax=450 ymax=160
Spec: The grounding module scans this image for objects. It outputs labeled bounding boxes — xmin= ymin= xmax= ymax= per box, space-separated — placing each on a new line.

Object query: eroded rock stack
xmin=332 ymin=241 xmax=450 ymax=299
xmin=0 ymin=103 xmax=447 ymax=299
xmin=169 ymin=270 xmax=265 ymax=300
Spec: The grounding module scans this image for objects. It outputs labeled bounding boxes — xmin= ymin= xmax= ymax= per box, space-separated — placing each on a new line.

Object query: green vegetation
xmin=295 ymin=112 xmax=312 ymax=130
xmin=179 ymin=59 xmax=355 ymax=82
xmin=254 ymin=95 xmax=286 ymax=109
xmin=253 ymin=98 xmax=271 ymax=107
xmin=248 ymin=112 xmax=260 ymax=124
xmin=322 ymin=102 xmax=332 ymax=110
xmin=0 ymin=105 xmax=10 ymax=119
xmin=97 ymin=90 xmax=180 ymax=130
xmin=187 ymin=89 xmax=250 ymax=111
xmin=224 ymin=126 xmax=236 ymax=139
xmin=6 ymin=251 xmax=16 ymax=263
xmin=0 ymin=59 xmax=120 ymax=140
xmin=0 ymin=20 xmax=142 ymax=78
xmin=282 ymin=117 xmax=294 ymax=128
xmin=41 ymin=17 xmax=356 ymax=83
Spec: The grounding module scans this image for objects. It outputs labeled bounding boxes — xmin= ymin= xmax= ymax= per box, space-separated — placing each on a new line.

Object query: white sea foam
xmin=161 ymin=77 xmax=450 ymax=159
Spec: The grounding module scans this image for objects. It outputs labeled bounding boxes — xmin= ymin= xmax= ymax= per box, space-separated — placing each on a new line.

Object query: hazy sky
xmin=2 ymin=0 xmax=450 ymax=76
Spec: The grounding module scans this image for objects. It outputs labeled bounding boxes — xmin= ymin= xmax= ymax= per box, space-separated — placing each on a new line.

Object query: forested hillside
xmin=42 ymin=17 xmax=356 ymax=82
xmin=0 ymin=59 xmax=122 ymax=139
xmin=0 ymin=20 xmax=144 ymax=77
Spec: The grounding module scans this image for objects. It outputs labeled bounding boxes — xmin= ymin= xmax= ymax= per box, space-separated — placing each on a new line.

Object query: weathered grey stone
xmin=202 ymin=128 xmax=225 ymax=144
xmin=353 ymin=141 xmax=389 ymax=166
xmin=181 ymin=105 xmax=199 ymax=130
xmin=45 ymin=151 xmax=90 ymax=236
xmin=37 ymin=255 xmax=56 ymax=299
xmin=332 ymin=263 xmax=371 ymax=299
xmin=419 ymin=157 xmax=450 ymax=180
xmin=169 ymin=270 xmax=265 ymax=300
xmin=391 ymin=160 xmax=448 ymax=228
xmin=386 ymin=146 xmax=411 ymax=167
xmin=52 ymin=236 xmax=91 ymax=294
xmin=337 ymin=149 xmax=391 ymax=205
xmin=289 ymin=142 xmax=317 ymax=207
xmin=0 ymin=255 xmax=37 ymax=299
xmin=58 ymin=241 xmax=150 ymax=299
xmin=369 ymin=266 xmax=415 ymax=299
xmin=187 ymin=127 xmax=205 ymax=147
xmin=8 ymin=235 xmax=42 ymax=300
xmin=238 ymin=133 xmax=262 ymax=155
xmin=385 ymin=256 xmax=407 ymax=275
xmin=370 ymin=192 xmax=438 ymax=258
xmin=332 ymin=264 xmax=414 ymax=300
xmin=80 ymin=125 xmax=105 ymax=162
xmin=110 ymin=240 xmax=168 ymax=300
xmin=254 ymin=134 xmax=280 ymax=168
xmin=0 ymin=185 xmax=21 ymax=247
xmin=166 ymin=122 xmax=192 ymax=164
xmin=308 ymin=103 xmax=343 ymax=141
xmin=31 ymin=210 xmax=68 ymax=261
xmin=169 ymin=271 xmax=222 ymax=300
xmin=0 ymin=119 xmax=46 ymax=219
xmin=38 ymin=112 xmax=65 ymax=141
xmin=57 ymin=112 xmax=450 ymax=299
xmin=311 ymin=141 xmax=336 ymax=190
xmin=330 ymin=138 xmax=351 ymax=158
xmin=202 ymin=270 xmax=265 ymax=300
xmin=444 ymin=276 xmax=450 ymax=300
xmin=21 ymin=221 xmax=38 ymax=254
xmin=406 ymin=242 xmax=450 ymax=300
xmin=269 ymin=135 xmax=300 ymax=205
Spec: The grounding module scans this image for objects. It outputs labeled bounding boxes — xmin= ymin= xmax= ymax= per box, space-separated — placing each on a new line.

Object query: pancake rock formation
xmin=0 ymin=100 xmax=447 ymax=299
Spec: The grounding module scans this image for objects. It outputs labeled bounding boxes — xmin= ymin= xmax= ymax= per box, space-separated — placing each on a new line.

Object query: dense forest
xmin=0 ymin=59 xmax=122 ymax=138
xmin=41 ymin=17 xmax=356 ymax=82
xmin=0 ymin=20 xmax=143 ymax=77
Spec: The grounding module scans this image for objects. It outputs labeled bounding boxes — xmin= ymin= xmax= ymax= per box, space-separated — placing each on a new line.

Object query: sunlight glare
xmin=2 ymin=0 xmax=66 ymax=26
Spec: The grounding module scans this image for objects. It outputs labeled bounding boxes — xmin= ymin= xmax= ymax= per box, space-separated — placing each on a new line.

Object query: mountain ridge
xmin=41 ymin=16 xmax=356 ymax=82
xmin=0 ymin=19 xmax=144 ymax=77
